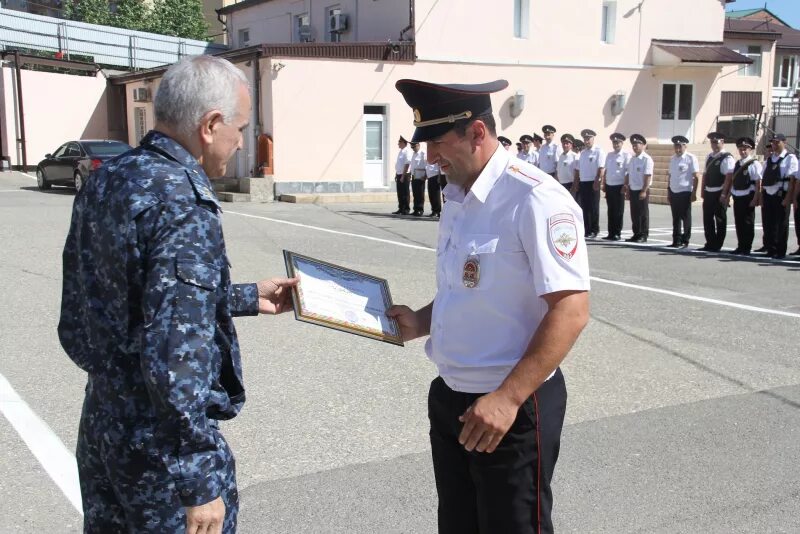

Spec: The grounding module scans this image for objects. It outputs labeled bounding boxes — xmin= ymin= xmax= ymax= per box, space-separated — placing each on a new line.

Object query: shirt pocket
xmin=176 ymin=259 xmax=221 ymax=291
xmin=457 ymin=234 xmax=499 ymax=291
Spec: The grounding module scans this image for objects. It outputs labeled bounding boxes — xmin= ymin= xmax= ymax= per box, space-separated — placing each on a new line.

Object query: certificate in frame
xmin=283 ymin=250 xmax=404 ymax=346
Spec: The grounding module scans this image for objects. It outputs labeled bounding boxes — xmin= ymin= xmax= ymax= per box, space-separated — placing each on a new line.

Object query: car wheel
xmin=73 ymin=172 xmax=84 ymax=192
xmin=36 ymin=168 xmax=51 ymax=190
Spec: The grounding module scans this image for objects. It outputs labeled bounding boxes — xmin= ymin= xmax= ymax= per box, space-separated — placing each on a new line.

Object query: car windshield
xmin=82 ymin=141 xmax=131 ymax=157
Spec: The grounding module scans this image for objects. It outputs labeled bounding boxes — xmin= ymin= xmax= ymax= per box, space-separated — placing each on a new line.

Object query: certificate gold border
xmin=283 ymin=250 xmax=404 ymax=347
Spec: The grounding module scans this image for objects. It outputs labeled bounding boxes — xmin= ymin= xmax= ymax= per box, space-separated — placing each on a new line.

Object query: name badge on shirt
xmin=636 ymin=166 xmax=642 ymax=172
xmin=679 ymin=163 xmax=687 ymax=171
xmin=617 ymin=162 xmax=623 ymax=168
xmin=589 ymin=156 xmax=595 ymax=162
xmin=463 ymin=254 xmax=480 ymax=288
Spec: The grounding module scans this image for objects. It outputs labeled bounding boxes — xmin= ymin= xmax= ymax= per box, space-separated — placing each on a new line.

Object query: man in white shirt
xmin=761 ymin=133 xmax=798 ymax=259
xmin=667 ymin=135 xmax=700 ymax=248
xmin=602 ymin=133 xmax=630 ymax=241
xmin=573 ymin=128 xmax=605 ymax=238
xmin=425 ymin=160 xmax=444 ymax=218
xmin=538 ymin=125 xmax=563 ymax=178
xmin=518 ymin=134 xmax=536 ymax=165
xmin=557 ymin=133 xmax=578 ymax=194
xmin=409 ymin=141 xmax=428 ymax=216
xmin=498 ymin=136 xmax=513 ymax=151
xmin=700 ymin=132 xmax=736 ymax=252
xmin=393 ymin=136 xmax=413 ymax=215
xmin=390 ymin=78 xmax=590 ymax=534
xmin=532 ymin=133 xmax=544 ymax=166
xmin=729 ymin=137 xmax=762 ymax=255
xmin=624 ymin=134 xmax=654 ymax=243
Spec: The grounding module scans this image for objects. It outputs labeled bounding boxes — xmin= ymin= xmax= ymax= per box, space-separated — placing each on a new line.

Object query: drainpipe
xmin=252 ymin=51 xmax=262 ymax=175
xmin=13 ymin=50 xmax=27 ymax=170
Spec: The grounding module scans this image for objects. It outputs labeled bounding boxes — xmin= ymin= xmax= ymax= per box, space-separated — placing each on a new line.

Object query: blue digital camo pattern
xmin=58 ymin=130 xmax=259 ymax=531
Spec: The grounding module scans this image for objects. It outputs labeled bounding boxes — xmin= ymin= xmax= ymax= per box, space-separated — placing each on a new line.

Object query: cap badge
xmin=413 ymin=108 xmax=422 ymax=123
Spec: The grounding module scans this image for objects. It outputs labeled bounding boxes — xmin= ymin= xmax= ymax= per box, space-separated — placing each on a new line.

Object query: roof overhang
xmin=0 ymin=51 xmax=101 ymax=73
xmin=651 ymin=40 xmax=753 ymax=67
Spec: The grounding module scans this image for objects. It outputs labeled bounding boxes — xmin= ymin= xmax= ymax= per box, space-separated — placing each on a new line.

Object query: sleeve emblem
xmin=549 ymin=213 xmax=579 ymax=260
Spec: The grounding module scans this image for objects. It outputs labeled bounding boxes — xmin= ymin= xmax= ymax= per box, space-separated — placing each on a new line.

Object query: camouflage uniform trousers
xmin=77 ymin=395 xmax=238 ymax=533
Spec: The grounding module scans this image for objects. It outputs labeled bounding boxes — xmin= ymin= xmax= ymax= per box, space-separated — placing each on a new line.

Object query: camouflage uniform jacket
xmin=58 ymin=130 xmax=259 ymax=506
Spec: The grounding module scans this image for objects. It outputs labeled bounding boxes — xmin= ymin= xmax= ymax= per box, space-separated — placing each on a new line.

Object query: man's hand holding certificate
xmin=283 ymin=251 xmax=403 ymax=346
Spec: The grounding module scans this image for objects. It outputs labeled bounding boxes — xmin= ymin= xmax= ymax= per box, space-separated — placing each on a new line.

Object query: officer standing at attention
xmin=388 ymin=78 xmax=590 ymax=534
xmin=573 ymin=129 xmax=605 ymax=238
xmin=538 ymin=125 xmax=562 ymax=178
xmin=393 ymin=135 xmax=413 ymax=215
xmin=557 ymin=134 xmax=578 ymax=192
xmin=789 ymin=151 xmax=800 ymax=256
xmin=426 ymin=159 xmax=444 ymax=218
xmin=602 ymin=133 xmax=630 ymax=241
xmin=409 ymin=141 xmax=429 ymax=216
xmin=58 ymin=56 xmax=298 ymax=532
xmin=624 ymin=134 xmax=654 ymax=243
xmin=699 ymin=132 xmax=735 ymax=252
xmin=518 ymin=134 xmax=535 ymax=164
xmin=667 ymin=135 xmax=700 ymax=248
xmin=760 ymin=133 xmax=798 ymax=259
xmin=729 ymin=137 xmax=762 ymax=255
xmin=532 ymin=133 xmax=544 ymax=167
xmin=516 ymin=141 xmax=525 ymax=159
xmin=498 ymin=136 xmax=513 ymax=150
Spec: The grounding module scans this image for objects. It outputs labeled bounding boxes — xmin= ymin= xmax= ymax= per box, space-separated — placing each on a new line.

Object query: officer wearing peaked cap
xmin=573 ymin=128 xmax=605 ymax=238
xmin=762 ymin=133 xmax=798 ymax=258
xmin=624 ymin=134 xmax=654 ymax=243
xmin=602 ymin=133 xmax=630 ymax=241
xmin=393 ymin=135 xmax=414 ymax=215
xmin=388 ymin=79 xmax=590 ymax=534
xmin=498 ymin=136 xmax=513 ymax=150
xmin=518 ymin=134 xmax=538 ymax=166
xmin=729 ymin=136 xmax=762 ymax=255
xmin=699 ymin=132 xmax=735 ymax=252
xmin=557 ymin=134 xmax=578 ymax=192
xmin=539 ymin=125 xmax=563 ymax=178
xmin=667 ymin=135 xmax=700 ymax=247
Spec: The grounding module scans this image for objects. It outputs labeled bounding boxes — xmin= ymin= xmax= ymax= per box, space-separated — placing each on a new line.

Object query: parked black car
xmin=36 ymin=140 xmax=132 ymax=192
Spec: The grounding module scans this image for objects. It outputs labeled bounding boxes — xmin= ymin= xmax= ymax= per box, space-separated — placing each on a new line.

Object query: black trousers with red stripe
xmin=428 ymin=369 xmax=567 ymax=534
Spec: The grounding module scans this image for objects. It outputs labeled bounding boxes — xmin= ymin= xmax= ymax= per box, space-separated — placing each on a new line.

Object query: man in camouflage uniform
xmin=58 ymin=56 xmax=298 ymax=533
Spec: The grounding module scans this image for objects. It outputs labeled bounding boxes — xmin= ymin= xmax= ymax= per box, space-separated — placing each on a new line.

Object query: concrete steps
xmin=212 ymin=176 xmax=274 ymax=202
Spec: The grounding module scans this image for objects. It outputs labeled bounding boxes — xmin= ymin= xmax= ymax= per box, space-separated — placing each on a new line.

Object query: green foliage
xmin=112 ymin=0 xmax=150 ymax=32
xmin=63 ymin=0 xmax=111 ymax=26
xmin=149 ymin=0 xmax=209 ymax=41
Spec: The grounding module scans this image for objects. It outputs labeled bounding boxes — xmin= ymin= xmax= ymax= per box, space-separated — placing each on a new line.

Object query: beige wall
xmin=718 ymin=37 xmax=776 ymax=113
xmin=227 ymin=0 xmax=409 ymax=46
xmin=1 ymin=68 xmax=109 ymax=167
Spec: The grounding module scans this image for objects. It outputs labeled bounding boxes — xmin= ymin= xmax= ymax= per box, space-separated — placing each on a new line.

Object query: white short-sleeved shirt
xmin=604 ymin=150 xmax=631 ymax=186
xmin=409 ymin=149 xmax=427 ymax=177
xmin=428 ymin=146 xmax=591 ymax=393
xmin=395 ymin=146 xmax=413 ymax=174
xmin=578 ymin=146 xmax=606 ymax=182
xmin=425 ymin=162 xmax=441 ymax=178
xmin=703 ymin=152 xmax=736 ymax=192
xmin=763 ymin=150 xmax=799 ymax=196
xmin=557 ymin=151 xmax=578 ymax=184
xmin=731 ymin=156 xmax=763 ymax=197
xmin=626 ymin=152 xmax=654 ymax=190
xmin=669 ymin=152 xmax=700 ymax=193
xmin=538 ymin=141 xmax=563 ymax=173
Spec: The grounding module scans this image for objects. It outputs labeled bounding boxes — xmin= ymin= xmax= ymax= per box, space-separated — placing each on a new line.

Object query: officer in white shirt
xmin=729 ymin=137 xmax=762 ymax=255
xmin=393 ymin=136 xmax=413 ymax=215
xmin=409 ymin=141 xmax=428 ymax=216
xmin=389 ymin=78 xmax=590 ymax=534
xmin=761 ymin=133 xmax=798 ymax=259
xmin=602 ymin=133 xmax=630 ymax=241
xmin=426 ymin=160 xmax=444 ymax=217
xmin=498 ymin=136 xmax=513 ymax=151
xmin=700 ymin=132 xmax=736 ymax=252
xmin=573 ymin=129 xmax=605 ymax=238
xmin=667 ymin=135 xmax=700 ymax=248
xmin=624 ymin=134 xmax=654 ymax=243
xmin=518 ymin=134 xmax=536 ymax=165
xmin=532 ymin=133 xmax=544 ymax=167
xmin=557 ymin=134 xmax=578 ymax=193
xmin=538 ymin=125 xmax=563 ymax=178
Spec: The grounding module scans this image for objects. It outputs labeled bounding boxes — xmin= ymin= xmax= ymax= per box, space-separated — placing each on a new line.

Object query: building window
xmin=738 ymin=45 xmax=762 ymax=77
xmin=774 ymin=55 xmax=798 ymax=88
xmin=327 ymin=5 xmax=342 ymax=43
xmin=513 ymin=0 xmax=529 ymax=39
xmin=134 ymin=107 xmax=147 ymax=143
xmin=601 ymin=1 xmax=616 ymax=44
xmin=238 ymin=28 xmax=250 ymax=47
xmin=296 ymin=13 xmax=311 ymax=42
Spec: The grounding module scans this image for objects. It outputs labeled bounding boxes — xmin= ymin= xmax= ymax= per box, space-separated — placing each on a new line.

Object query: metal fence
xmin=0 ymin=7 xmax=227 ymax=69
xmin=770 ymin=97 xmax=800 ymax=152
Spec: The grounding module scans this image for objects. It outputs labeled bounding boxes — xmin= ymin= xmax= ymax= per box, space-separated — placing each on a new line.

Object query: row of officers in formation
xmin=394 ymin=125 xmax=800 ymax=260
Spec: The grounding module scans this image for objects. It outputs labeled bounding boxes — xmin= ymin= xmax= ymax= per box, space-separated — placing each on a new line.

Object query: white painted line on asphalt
xmin=0 ymin=372 xmax=83 ymax=516
xmin=0 ymin=189 xmax=32 ymax=193
xmin=21 ymin=172 xmax=37 ymax=181
xmin=226 ymin=210 xmax=800 ymax=317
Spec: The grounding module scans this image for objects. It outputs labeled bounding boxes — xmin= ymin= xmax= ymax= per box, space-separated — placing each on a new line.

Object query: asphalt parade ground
xmin=1 ymin=170 xmax=799 ymax=533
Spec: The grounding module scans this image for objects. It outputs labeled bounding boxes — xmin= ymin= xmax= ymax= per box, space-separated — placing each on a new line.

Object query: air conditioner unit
xmin=330 ymin=13 xmax=348 ymax=32
xmin=298 ymin=24 xmax=312 ymax=41
xmin=132 ymin=88 xmax=151 ymax=102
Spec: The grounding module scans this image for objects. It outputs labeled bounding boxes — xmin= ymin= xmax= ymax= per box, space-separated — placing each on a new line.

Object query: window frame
xmin=737 ymin=44 xmax=762 ymax=77
xmin=601 ymin=1 xmax=616 ymax=44
xmin=238 ymin=28 xmax=251 ymax=47
xmin=295 ymin=13 xmax=310 ymax=42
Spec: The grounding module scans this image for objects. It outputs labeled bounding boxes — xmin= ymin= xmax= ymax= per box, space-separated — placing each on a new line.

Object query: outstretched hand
xmin=256 ymin=277 xmax=299 ymax=314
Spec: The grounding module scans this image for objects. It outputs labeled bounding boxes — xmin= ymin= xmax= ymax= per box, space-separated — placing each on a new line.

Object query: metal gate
xmin=770 ymin=97 xmax=800 ymax=152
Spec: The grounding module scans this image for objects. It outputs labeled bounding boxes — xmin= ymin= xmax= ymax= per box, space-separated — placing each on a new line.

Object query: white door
xmin=658 ymin=82 xmax=694 ymax=142
xmin=363 ymin=114 xmax=386 ymax=188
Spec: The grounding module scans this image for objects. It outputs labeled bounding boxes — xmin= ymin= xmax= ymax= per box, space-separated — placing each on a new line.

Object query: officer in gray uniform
xmin=58 ymin=56 xmax=298 ymax=533
xmin=700 ymin=132 xmax=735 ymax=252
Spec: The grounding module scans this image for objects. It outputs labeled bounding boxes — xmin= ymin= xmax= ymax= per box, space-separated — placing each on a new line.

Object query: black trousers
xmin=629 ymin=189 xmax=649 ymax=239
xmin=395 ymin=174 xmax=410 ymax=213
xmin=428 ymin=174 xmax=443 ymax=215
xmin=578 ymin=182 xmax=600 ymax=235
xmin=762 ymin=192 xmax=790 ymax=256
xmin=702 ymin=189 xmax=727 ymax=250
xmin=794 ymin=201 xmax=800 ymax=247
xmin=428 ymin=370 xmax=567 ymax=534
xmin=605 ymin=184 xmax=625 ymax=237
xmin=412 ymin=178 xmax=426 ymax=213
xmin=669 ymin=191 xmax=692 ymax=244
xmin=732 ymin=192 xmax=756 ymax=252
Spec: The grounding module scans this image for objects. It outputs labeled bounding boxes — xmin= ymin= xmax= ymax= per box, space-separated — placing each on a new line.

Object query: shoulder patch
xmin=508 ymin=163 xmax=542 ymax=186
xmin=549 ymin=213 xmax=579 ymax=261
